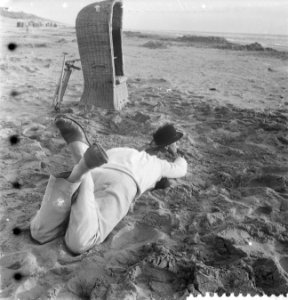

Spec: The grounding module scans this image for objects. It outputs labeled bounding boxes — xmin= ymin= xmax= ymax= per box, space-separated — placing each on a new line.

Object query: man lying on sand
xmin=30 ymin=116 xmax=187 ymax=254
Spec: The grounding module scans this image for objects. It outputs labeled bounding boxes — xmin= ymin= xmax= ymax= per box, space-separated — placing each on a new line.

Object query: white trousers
xmin=30 ymin=168 xmax=137 ymax=254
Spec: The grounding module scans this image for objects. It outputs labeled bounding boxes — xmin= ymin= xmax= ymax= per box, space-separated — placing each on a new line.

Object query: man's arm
xmin=159 ymin=156 xmax=188 ymax=179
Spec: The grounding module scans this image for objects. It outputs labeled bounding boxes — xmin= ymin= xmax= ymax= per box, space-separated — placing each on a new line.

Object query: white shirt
xmin=100 ymin=147 xmax=187 ymax=195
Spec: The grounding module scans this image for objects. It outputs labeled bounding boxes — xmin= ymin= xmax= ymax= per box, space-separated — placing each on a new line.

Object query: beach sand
xmin=1 ymin=15 xmax=288 ymax=299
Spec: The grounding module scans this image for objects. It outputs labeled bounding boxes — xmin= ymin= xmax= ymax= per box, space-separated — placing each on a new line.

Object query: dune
xmin=1 ymin=11 xmax=288 ymax=300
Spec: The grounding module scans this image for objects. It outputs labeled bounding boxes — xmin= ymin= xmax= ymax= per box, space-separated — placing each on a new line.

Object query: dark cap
xmin=153 ymin=123 xmax=183 ymax=147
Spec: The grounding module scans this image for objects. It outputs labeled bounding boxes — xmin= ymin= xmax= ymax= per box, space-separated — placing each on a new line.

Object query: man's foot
xmin=55 ymin=115 xmax=91 ymax=146
xmin=66 ymin=143 xmax=108 ymax=183
xmin=83 ymin=143 xmax=108 ymax=169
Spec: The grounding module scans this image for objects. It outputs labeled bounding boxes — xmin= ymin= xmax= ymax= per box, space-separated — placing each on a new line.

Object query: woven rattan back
xmin=76 ymin=0 xmax=128 ymax=110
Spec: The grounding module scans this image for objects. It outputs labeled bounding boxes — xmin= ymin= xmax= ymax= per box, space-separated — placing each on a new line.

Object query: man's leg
xmin=30 ymin=172 xmax=80 ymax=244
xmin=63 ymin=144 xmax=107 ymax=254
xmin=64 ymin=172 xmax=100 ymax=254
xmin=65 ymin=169 xmax=138 ymax=255
xmin=30 ymin=143 xmax=107 ymax=244
xmin=51 ymin=115 xmax=109 ymax=252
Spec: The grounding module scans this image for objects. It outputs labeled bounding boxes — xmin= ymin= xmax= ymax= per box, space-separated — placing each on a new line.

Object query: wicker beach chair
xmin=76 ymin=0 xmax=128 ymax=110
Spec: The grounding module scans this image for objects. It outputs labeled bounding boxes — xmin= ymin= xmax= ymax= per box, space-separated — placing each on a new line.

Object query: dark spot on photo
xmin=13 ymin=227 xmax=22 ymax=235
xmin=13 ymin=272 xmax=23 ymax=281
xmin=9 ymin=134 xmax=20 ymax=145
xmin=10 ymin=90 xmax=20 ymax=97
xmin=12 ymin=181 xmax=22 ymax=189
xmin=8 ymin=42 xmax=17 ymax=51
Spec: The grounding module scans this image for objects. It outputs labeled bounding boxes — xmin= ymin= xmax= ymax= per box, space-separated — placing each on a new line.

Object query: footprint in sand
xmin=0 ymin=251 xmax=43 ymax=274
xmin=254 ymin=205 xmax=273 ymax=215
xmin=0 ymin=252 xmax=28 ymax=270
xmin=22 ymin=123 xmax=46 ymax=140
xmin=110 ymin=223 xmax=166 ymax=250
xmin=141 ymin=211 xmax=176 ymax=233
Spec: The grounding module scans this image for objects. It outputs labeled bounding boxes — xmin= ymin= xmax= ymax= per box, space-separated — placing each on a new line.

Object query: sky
xmin=0 ymin=0 xmax=288 ymax=35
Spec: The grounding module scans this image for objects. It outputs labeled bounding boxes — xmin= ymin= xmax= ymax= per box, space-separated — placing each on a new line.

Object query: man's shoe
xmin=55 ymin=115 xmax=91 ymax=146
xmin=83 ymin=143 xmax=108 ymax=169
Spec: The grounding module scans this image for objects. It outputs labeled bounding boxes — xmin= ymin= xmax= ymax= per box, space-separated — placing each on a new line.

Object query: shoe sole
xmin=55 ymin=115 xmax=91 ymax=146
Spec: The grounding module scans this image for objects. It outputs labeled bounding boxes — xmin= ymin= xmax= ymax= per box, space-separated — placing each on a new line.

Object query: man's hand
xmin=153 ymin=177 xmax=171 ymax=190
xmin=166 ymin=142 xmax=178 ymax=157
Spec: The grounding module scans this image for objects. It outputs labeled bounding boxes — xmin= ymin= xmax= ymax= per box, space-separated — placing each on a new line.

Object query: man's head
xmin=147 ymin=123 xmax=183 ymax=155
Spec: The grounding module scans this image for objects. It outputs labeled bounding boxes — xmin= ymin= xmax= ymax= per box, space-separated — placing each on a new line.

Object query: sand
xmin=1 ymin=14 xmax=288 ymax=299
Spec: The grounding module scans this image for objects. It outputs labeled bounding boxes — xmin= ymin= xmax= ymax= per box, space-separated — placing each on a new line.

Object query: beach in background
xmin=140 ymin=30 xmax=288 ymax=52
